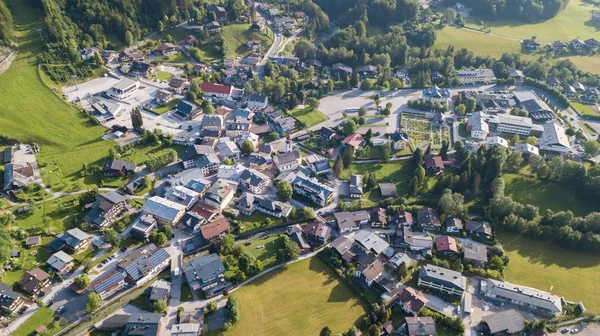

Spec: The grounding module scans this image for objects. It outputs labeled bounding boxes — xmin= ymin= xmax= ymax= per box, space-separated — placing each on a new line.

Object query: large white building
xmin=467 ymin=112 xmax=544 ymax=141
xmin=457 ymin=68 xmax=497 ymax=85
xmin=466 ymin=111 xmax=489 ymax=141
xmin=109 ymin=78 xmax=139 ymax=99
xmin=481 ymin=278 xmax=562 ymax=317
xmin=422 ymin=85 xmax=451 ymax=103
xmin=539 ymin=123 xmax=571 ymax=153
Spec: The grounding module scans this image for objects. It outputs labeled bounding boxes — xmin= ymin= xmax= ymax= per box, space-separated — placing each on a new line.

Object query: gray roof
xmin=183 ymin=253 xmax=226 ymax=287
xmin=419 ymin=264 xmax=466 ymax=291
xmin=405 ymin=316 xmax=436 ymax=336
xmin=101 ymin=191 xmax=128 ymax=204
xmin=165 ymin=186 xmax=198 ymax=208
xmin=463 ymin=243 xmax=488 ymax=263
xmin=354 ymin=230 xmax=390 ymax=255
xmin=482 ymin=309 xmax=525 ymax=334
xmin=142 ymin=196 xmax=186 ymax=222
xmin=201 ymin=115 xmax=224 ymax=129
xmin=47 ymin=251 xmax=74 ymax=270
xmin=124 ymin=313 xmax=162 ymax=336
xmin=540 ymin=122 xmax=570 ymax=149
xmin=119 ymin=244 xmax=170 ymax=282
xmin=113 ymin=78 xmax=138 ymax=91
xmin=239 ymin=168 xmax=269 ymax=188
xmin=274 ymin=150 xmax=301 ymax=166
xmin=0 ymin=282 xmax=21 ymax=310
xmin=379 ymin=183 xmax=398 ymax=197
xmin=334 ymin=211 xmax=370 ymax=230
xmin=482 ymin=278 xmax=562 ymax=314
xmin=446 ymin=217 xmax=463 ymax=229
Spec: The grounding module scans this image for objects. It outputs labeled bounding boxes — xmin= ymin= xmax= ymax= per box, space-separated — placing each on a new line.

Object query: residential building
xmin=102 ymin=159 xmax=136 ymax=177
xmin=207 ymin=4 xmax=227 ymax=21
xmin=2 ymin=163 xmax=34 ymax=192
xmin=273 ymin=150 xmax=301 ymax=172
xmin=379 ymin=183 xmax=398 ymax=198
xmin=334 ymin=211 xmax=370 ymax=233
xmin=18 ymin=268 xmax=51 ymax=295
xmin=165 ymin=186 xmax=198 ymax=210
xmin=546 ymin=76 xmax=561 ymax=87
xmin=109 ymin=78 xmax=139 ymax=99
xmin=482 ymin=309 xmax=525 ymax=335
xmin=390 ymin=131 xmax=409 ymax=150
xmin=79 ymin=47 xmax=98 ymax=60
xmin=422 ymin=85 xmax=451 ymax=103
xmin=394 ymin=287 xmax=428 ymax=315
xmin=49 ymin=228 xmax=92 ymax=253
xmin=423 ymin=155 xmax=443 ymax=176
xmin=418 ymin=264 xmax=467 ymax=296
xmin=179 ymin=211 xmax=206 ymax=234
xmin=204 ymin=179 xmax=235 ymax=211
xmin=91 ymin=270 xmax=126 ymax=299
xmin=180 ymin=145 xmax=216 ymax=169
xmin=354 ymin=230 xmax=391 ymax=257
xmin=515 ymin=143 xmax=540 ymax=157
xmin=148 ymin=283 xmax=170 ymax=302
xmin=332 ymin=63 xmax=353 ymax=77
xmin=508 ymin=69 xmax=525 ymax=81
xmin=288 ymin=225 xmax=311 ymax=253
xmin=123 ymin=313 xmax=163 ymax=336
xmin=355 ymin=259 xmax=384 ymax=287
xmin=238 ymin=132 xmax=259 ymax=149
xmin=463 ymin=243 xmax=488 ymax=266
xmin=417 ymin=207 xmax=441 ymax=231
xmin=355 ymin=64 xmax=378 ymax=78
xmin=466 ymin=111 xmax=489 ymax=141
xmin=170 ymin=323 xmax=202 ymax=336
xmin=486 ymin=136 xmax=509 ymax=148
xmin=457 ymin=68 xmax=497 ymax=84
xmin=168 ymin=77 xmax=188 ymax=94
xmin=246 ymin=94 xmax=268 ymax=111
xmin=131 ymin=214 xmax=158 ymax=238
xmin=394 ymin=227 xmax=432 ymax=253
xmin=217 ymin=163 xmax=246 ymax=181
xmin=342 ymin=133 xmax=364 ymax=150
xmin=255 ymin=197 xmax=293 ymax=218
xmin=129 ymin=61 xmax=154 ymax=77
xmin=319 ymin=127 xmax=337 ymax=140
xmin=200 ymin=82 xmax=232 ymax=98
xmin=349 ymin=174 xmax=363 ymax=198
xmin=83 ymin=191 xmax=128 ymax=228
xmin=396 ymin=211 xmax=414 ymax=227
xmin=435 ymin=236 xmax=458 ymax=255
xmin=445 ymin=217 xmax=463 ymax=233
xmin=405 ymin=317 xmax=437 ymax=336
xmin=158 ymin=42 xmax=178 ymax=55
xmin=239 ymin=168 xmax=270 ymax=194
xmin=465 ymin=220 xmax=493 ymax=240
xmin=225 ymin=120 xmax=252 ymax=138
xmin=183 ymin=253 xmax=231 ymax=298
xmin=201 ymin=217 xmax=231 ymax=241
xmin=174 ymin=101 xmax=201 ymax=120
xmin=201 ymin=115 xmax=224 ymax=131
xmin=303 ymin=222 xmax=331 ymax=244
xmin=522 ymin=38 xmax=540 ymax=50
xmin=2 ymin=146 xmax=12 ymax=164
xmin=481 ymin=278 xmax=562 ymax=316
xmin=118 ymin=244 xmax=171 ymax=285
xmin=388 ymin=252 xmax=411 ymax=269
xmin=305 ymin=154 xmax=331 ymax=175
xmin=47 ymin=251 xmax=75 ymax=276
xmin=329 ymin=236 xmax=357 ymax=263
xmin=25 ymin=235 xmax=42 ymax=247
xmin=0 ymin=282 xmax=24 ymax=314
xmin=185 ymin=178 xmax=211 ymax=198
xmin=369 ymin=207 xmax=388 ymax=227
xmin=249 ymin=153 xmax=273 ymax=171
xmin=216 ymin=138 xmax=241 ymax=160
xmin=292 ymin=173 xmax=334 ymax=206
xmin=141 ymin=196 xmax=187 ymax=226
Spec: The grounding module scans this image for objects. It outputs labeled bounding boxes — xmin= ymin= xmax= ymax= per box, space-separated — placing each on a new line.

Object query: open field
xmin=290 ymin=107 xmax=328 ymax=126
xmin=571 ymin=102 xmax=599 ymax=118
xmin=151 ymin=26 xmax=191 ymax=43
xmin=498 ymin=231 xmax=600 ymax=312
xmin=433 ymin=26 xmax=522 ymax=59
xmin=503 ymin=173 xmax=598 ymax=216
xmin=1 ymin=236 xmax=54 ymax=286
xmin=224 ymin=257 xmax=368 ymax=336
xmin=221 ymin=24 xmax=273 ymax=59
xmin=12 ymin=307 xmax=63 ymax=336
xmin=150 ymin=70 xmax=173 ymax=81
xmin=12 ymin=195 xmax=81 ymax=232
xmin=0 ymin=1 xmax=115 ymax=192
xmin=341 ymin=161 xmax=412 ymax=195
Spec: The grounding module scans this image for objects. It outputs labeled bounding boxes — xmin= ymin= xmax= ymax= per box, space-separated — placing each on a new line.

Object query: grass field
xmin=340 ymin=161 xmax=412 ymax=196
xmin=503 ymin=173 xmax=598 ymax=216
xmin=12 ymin=307 xmax=62 ymax=336
xmin=571 ymin=102 xmax=599 ymax=118
xmin=498 ymin=231 xmax=600 ymax=312
xmin=151 ymin=26 xmax=191 ymax=43
xmin=1 ymin=236 xmax=54 ymax=286
xmin=150 ymin=70 xmax=173 ymax=82
xmin=0 ymin=2 xmax=115 ymax=192
xmin=12 ymin=195 xmax=81 ymax=232
xmin=433 ymin=26 xmax=522 ymax=59
xmin=221 ymin=24 xmax=273 ymax=59
xmin=290 ymin=107 xmax=328 ymax=127
xmin=224 ymin=257 xmax=368 ymax=336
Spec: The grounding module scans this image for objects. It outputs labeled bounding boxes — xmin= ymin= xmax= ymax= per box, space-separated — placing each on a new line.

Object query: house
xmin=231 ymin=107 xmax=255 ymax=121
xmin=482 ymin=310 xmax=525 ymax=335
xmin=330 ymin=236 xmax=357 ymax=263
xmin=422 ymin=85 xmax=451 ymax=103
xmin=207 ymin=4 xmax=227 ymax=22
xmin=216 ymin=138 xmax=241 ymax=160
xmin=563 ymin=84 xmax=577 ymax=97
xmin=546 ymin=76 xmax=561 ymax=88
xmin=141 ymin=196 xmax=187 ymax=226
xmin=102 ymin=159 xmax=135 ymax=177
xmin=18 ymin=268 xmax=51 ymax=295
xmin=390 ymin=131 xmax=409 ymax=151
xmin=131 ymin=214 xmax=158 ymax=238
xmin=288 ymin=225 xmax=311 ymax=253
xmin=239 ymin=169 xmax=270 ymax=194
xmin=225 ymin=120 xmax=251 ymax=138
xmin=204 ymin=179 xmax=235 ymax=211
xmin=355 ymin=259 xmax=384 ymax=287
xmin=574 ymin=82 xmax=586 ymax=93
xmin=47 ymin=251 xmax=75 ymax=276
xmin=170 ymin=323 xmax=202 ymax=336
xmin=149 ymin=283 xmax=170 ymax=302
xmin=379 ymin=183 xmax=398 ymax=198
xmin=342 ymin=133 xmax=364 ymax=150
xmin=91 ymin=270 xmax=126 ymax=299
xmin=569 ymin=38 xmax=586 ymax=52
xmin=355 ymin=64 xmax=378 ymax=78
xmin=486 ymin=136 xmax=509 ymax=149
xmin=417 ymin=207 xmax=441 ymax=231
xmin=394 ymin=287 xmax=428 ymax=315
xmin=83 ymin=191 xmax=128 ymax=228
xmin=165 ymin=186 xmax=199 ymax=209
xmin=184 ymin=34 xmax=198 ymax=46
xmin=292 ymin=173 xmax=334 ymax=206
xmin=405 ymin=316 xmax=437 ymax=336
xmin=3 ymin=163 xmax=34 ymax=192
xmin=481 ymin=278 xmax=562 ymax=316
xmin=394 ymin=227 xmax=432 ymax=253
xmin=252 ymin=18 xmax=266 ymax=31
xmin=585 ymin=38 xmax=600 ymax=49
xmin=319 ymin=127 xmax=337 ymax=140
xmin=79 ymin=47 xmax=99 ymax=61
xmin=0 ymin=282 xmax=24 ymax=314
xmin=26 ymin=235 xmax=42 ymax=247
xmin=155 ymin=89 xmax=173 ymax=105
xmin=465 ymin=220 xmax=493 ymax=240
xmin=180 ymin=145 xmax=217 ymax=170
xmin=354 ymin=230 xmax=391 ymax=257
xmin=303 ymin=222 xmax=331 ymax=244
xmin=388 ymin=252 xmax=411 ymax=269
xmin=123 ymin=313 xmax=164 ymax=336
xmin=306 ymin=155 xmax=331 ymax=176
xmin=168 ymin=77 xmax=188 ymax=94
xmin=456 ymin=68 xmax=497 ymax=85
xmin=463 ymin=242 xmax=488 ymax=266
xmin=174 ymin=101 xmax=201 ymax=120
xmin=395 ymin=211 xmax=414 ymax=227
xmin=522 ymin=38 xmax=540 ymax=50
xmin=431 ymin=70 xmax=444 ymax=83
xmin=201 ymin=82 xmax=233 ymax=98
xmin=183 ymin=253 xmax=231 ymax=297
xmin=418 ymin=264 xmax=467 ymax=295
xmin=246 ymin=94 xmax=269 ymax=111
xmin=129 ymin=61 xmax=154 ymax=77
xmin=201 ymin=115 xmax=224 ymax=131
xmin=238 ymin=132 xmax=259 ymax=149
xmin=217 ymin=163 xmax=246 ymax=181
xmin=101 ymin=50 xmax=116 ymax=63
xmin=2 ymin=146 xmax=12 ymax=164
xmin=118 ymin=244 xmax=171 ymax=285
xmin=508 ymin=69 xmax=525 ymax=81
xmin=515 ymin=143 xmax=540 ymax=157
xmin=157 ymin=42 xmax=178 ymax=55
xmin=272 ymin=116 xmax=296 ymax=134
xmin=423 ymin=155 xmax=444 ymax=176
xmin=255 ymin=197 xmax=293 ymax=218
xmin=118 ymin=49 xmax=145 ymax=62
xmin=334 ymin=211 xmax=370 ymax=233
xmin=332 ymin=63 xmax=353 ymax=77
xmin=245 ymin=39 xmax=262 ymax=51
xmin=349 ymin=174 xmax=363 ymax=198
xmin=49 ymin=228 xmax=92 ymax=253
xmin=185 ymin=178 xmax=211 ymax=198
xmin=435 ymin=236 xmax=458 ymax=255
xmin=585 ymin=87 xmax=599 ymax=102
xmin=273 ymin=150 xmax=301 ymax=172
xmin=445 ymin=217 xmax=463 ymax=233
xmin=369 ymin=207 xmax=388 ymax=227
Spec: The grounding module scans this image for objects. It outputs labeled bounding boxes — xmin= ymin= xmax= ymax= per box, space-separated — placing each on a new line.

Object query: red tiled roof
xmin=435 ymin=236 xmax=458 ymax=252
xmin=200 ymin=82 xmax=233 ymax=95
xmin=200 ymin=217 xmax=231 ymax=239
xmin=423 ymin=154 xmax=444 ymax=169
xmin=342 ymin=133 xmax=364 ymax=149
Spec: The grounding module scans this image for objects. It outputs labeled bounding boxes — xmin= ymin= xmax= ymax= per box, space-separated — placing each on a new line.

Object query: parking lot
xmin=549 ymin=322 xmax=600 ymax=336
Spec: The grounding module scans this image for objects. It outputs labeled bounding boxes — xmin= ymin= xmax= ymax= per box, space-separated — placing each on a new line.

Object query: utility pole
xmin=36 ymin=28 xmax=43 ymax=42
xmin=71 ymin=75 xmax=79 ymax=90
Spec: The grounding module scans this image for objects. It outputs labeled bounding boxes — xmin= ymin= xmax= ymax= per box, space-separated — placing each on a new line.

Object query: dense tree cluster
xmin=0 ymin=0 xmax=13 ymax=45
xmin=314 ymin=0 xmax=419 ymax=28
xmin=444 ymin=0 xmax=569 ymax=23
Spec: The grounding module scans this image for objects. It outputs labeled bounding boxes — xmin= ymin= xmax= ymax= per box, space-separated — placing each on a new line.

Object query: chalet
xmin=158 ymin=42 xmax=178 ymax=55
xmin=551 ymin=40 xmax=568 ymax=50
xmin=394 ymin=227 xmax=432 ymax=253
xmin=183 ymin=253 xmax=231 ymax=298
xmin=390 ymin=131 xmax=408 ymax=151
xmin=3 ymin=163 xmax=34 ymax=192
xmin=83 ymin=191 xmax=128 ymax=228
xmin=355 ymin=259 xmax=384 ymax=287
xmin=463 ymin=242 xmax=488 ymax=266
xmin=521 ymin=38 xmax=540 ymax=51
xmin=102 ymin=159 xmax=135 ymax=177
xmin=355 ymin=64 xmax=378 ymax=78
xmin=206 ymin=21 xmax=221 ymax=33
xmin=395 ymin=211 xmax=414 ymax=227
xmin=546 ymin=76 xmax=561 ymax=88
xmin=342 ymin=133 xmax=364 ymax=150
xmin=155 ymin=89 xmax=173 ymax=105
xmin=319 ymin=127 xmax=337 ymax=140
xmin=18 ymin=268 xmax=51 ymax=295
xmin=168 ymin=77 xmax=188 ymax=94
xmin=389 ymin=287 xmax=428 ymax=314
xmin=207 ymin=4 xmax=227 ymax=22
xmin=47 ymin=251 xmax=75 ymax=276
xmin=0 ymin=282 xmax=24 ymax=314
xmin=288 ymin=225 xmax=311 ymax=253
xmin=465 ymin=220 xmax=493 ymax=240
xmin=252 ymin=18 xmax=266 ymax=32
xmin=585 ymin=38 xmax=600 ymax=49
xmin=331 ymin=63 xmax=353 ymax=77
xmin=508 ymin=69 xmax=525 ymax=81
xmin=303 ymin=222 xmax=331 ymax=244
xmin=585 ymin=87 xmax=599 ymax=102
xmin=129 ymin=61 xmax=154 ymax=77
xmin=101 ymin=50 xmax=116 ymax=63
xmin=417 ymin=207 xmax=441 ymax=231
xmin=201 ymin=82 xmax=232 ymax=99
xmin=184 ymin=35 xmax=198 ymax=46
xmin=330 ymin=236 xmax=357 ymax=263
xmin=446 ymin=217 xmax=463 ymax=233
xmin=118 ymin=49 xmax=145 ymax=62
xmin=245 ymin=39 xmax=262 ymax=51
xmin=334 ymin=211 xmax=370 ymax=233
xmin=569 ymin=38 xmax=586 ymax=52
xmin=431 ymin=70 xmax=444 ymax=83
xmin=49 ymin=228 xmax=92 ymax=253
xmin=406 ymin=317 xmax=437 ymax=336
xmin=348 ymin=174 xmax=363 ymax=198
xmin=200 ymin=217 xmax=231 ymax=241
xmin=354 ymin=230 xmax=391 ymax=257
xmin=117 ymin=244 xmax=171 ymax=285
xmin=423 ymin=155 xmax=444 ymax=175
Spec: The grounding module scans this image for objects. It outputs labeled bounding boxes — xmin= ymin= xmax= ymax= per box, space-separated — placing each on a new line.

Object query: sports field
xmin=0 ymin=2 xmax=115 ymax=191
xmin=224 ymin=257 xmax=368 ymax=336
xmin=498 ymin=231 xmax=600 ymax=312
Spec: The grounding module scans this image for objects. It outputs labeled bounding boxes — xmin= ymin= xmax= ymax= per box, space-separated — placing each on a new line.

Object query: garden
xmin=402 ymin=116 xmax=450 ymax=150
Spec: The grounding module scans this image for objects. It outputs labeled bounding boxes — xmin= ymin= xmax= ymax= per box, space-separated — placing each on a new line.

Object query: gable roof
xmin=200 ymin=82 xmax=232 ymax=95
xmin=183 ymin=253 xmax=226 ymax=287
xmin=482 ymin=309 xmax=525 ymax=334
xmin=200 ymin=217 xmax=230 ymax=238
xmin=435 ymin=236 xmax=458 ymax=252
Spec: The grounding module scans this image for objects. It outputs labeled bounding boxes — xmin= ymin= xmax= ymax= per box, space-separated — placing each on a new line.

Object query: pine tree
xmin=333 ymin=156 xmax=343 ymax=177
xmin=130 ymin=108 xmax=143 ymax=130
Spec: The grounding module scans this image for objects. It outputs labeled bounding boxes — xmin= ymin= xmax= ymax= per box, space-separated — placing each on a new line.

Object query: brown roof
xmin=358 ymin=259 xmax=384 ymax=282
xmin=397 ymin=287 xmax=428 ymax=313
xmin=18 ymin=268 xmax=50 ymax=293
xmin=200 ymin=217 xmax=230 ymax=239
xmin=435 ymin=236 xmax=458 ymax=252
xmin=423 ymin=155 xmax=444 ymax=169
xmin=35 ymin=325 xmax=46 ymax=334
xmin=15 ymin=165 xmax=34 ymax=177
xmin=303 ymin=222 xmax=330 ymax=238
xmin=189 ymin=202 xmax=218 ymax=221
xmin=342 ymin=133 xmax=364 ymax=149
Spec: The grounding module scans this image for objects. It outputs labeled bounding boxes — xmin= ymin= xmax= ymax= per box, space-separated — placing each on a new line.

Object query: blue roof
xmin=93 ymin=271 xmax=126 ymax=294
xmin=177 ymin=101 xmax=195 ymax=115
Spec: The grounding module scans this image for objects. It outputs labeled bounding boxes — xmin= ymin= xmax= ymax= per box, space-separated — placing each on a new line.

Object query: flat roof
xmin=113 ymin=78 xmax=138 ymax=91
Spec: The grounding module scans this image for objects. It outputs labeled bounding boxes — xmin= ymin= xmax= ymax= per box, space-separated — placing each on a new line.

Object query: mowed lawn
xmin=0 ymin=2 xmax=115 ymax=191
xmin=290 ymin=107 xmax=328 ymax=126
xmin=498 ymin=231 xmax=600 ymax=312
xmin=224 ymin=257 xmax=368 ymax=336
xmin=222 ymin=24 xmax=273 ymax=59
xmin=12 ymin=307 xmax=62 ymax=336
xmin=503 ymin=173 xmax=598 ymax=216
xmin=571 ymin=101 xmax=599 ymax=118
xmin=432 ymin=26 xmax=522 ymax=59
xmin=341 ymin=161 xmax=413 ymax=195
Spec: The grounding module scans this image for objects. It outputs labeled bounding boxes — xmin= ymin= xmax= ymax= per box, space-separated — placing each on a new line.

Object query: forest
xmin=0 ymin=0 xmax=13 ymax=45
xmin=443 ymin=0 xmax=569 ymax=23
